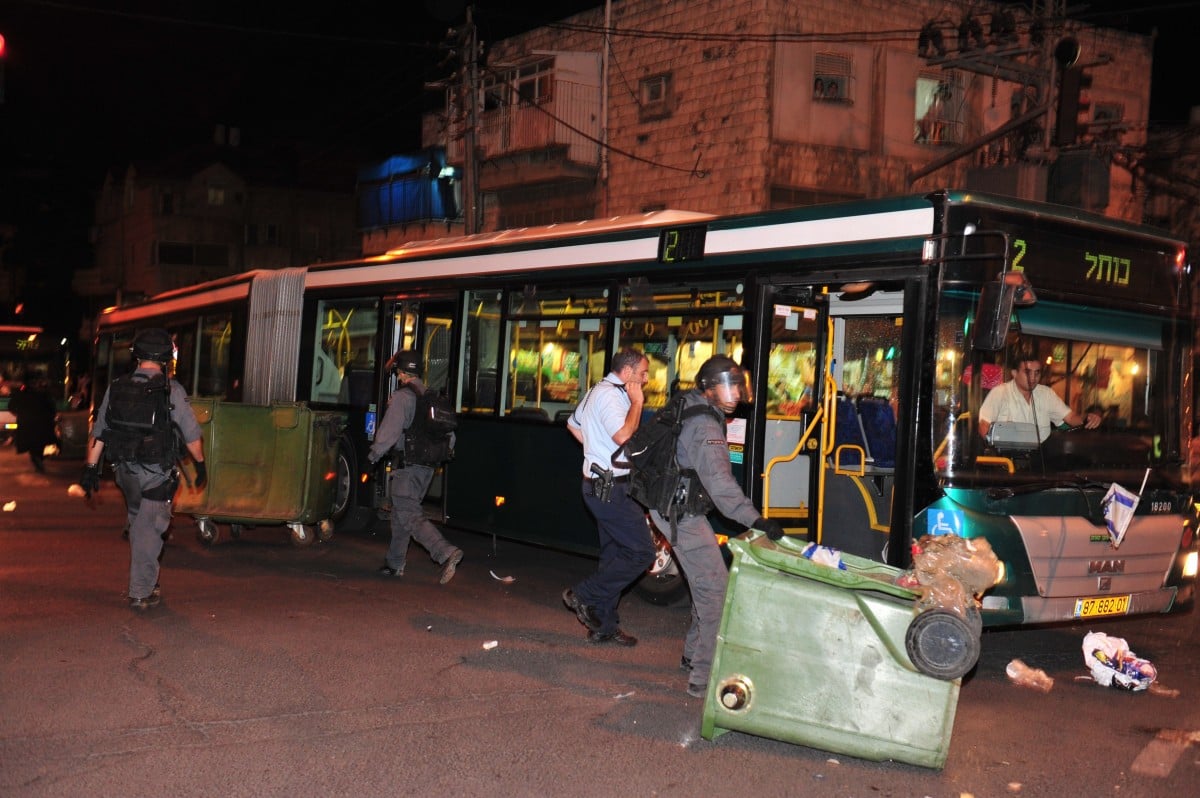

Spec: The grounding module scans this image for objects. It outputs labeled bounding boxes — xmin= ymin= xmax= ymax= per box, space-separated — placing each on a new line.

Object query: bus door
xmin=385 ymin=298 xmax=456 ymax=398
xmin=385 ymin=297 xmax=458 ymax=509
xmin=757 ymin=289 xmax=825 ymax=539
xmin=757 ymin=284 xmax=906 ymax=561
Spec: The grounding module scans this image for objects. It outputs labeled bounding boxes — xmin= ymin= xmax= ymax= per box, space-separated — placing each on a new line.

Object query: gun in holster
xmin=589 ymin=462 xmax=615 ymax=503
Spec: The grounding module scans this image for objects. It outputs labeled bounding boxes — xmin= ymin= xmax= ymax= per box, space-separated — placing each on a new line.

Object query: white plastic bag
xmin=1082 ymin=631 xmax=1156 ymax=691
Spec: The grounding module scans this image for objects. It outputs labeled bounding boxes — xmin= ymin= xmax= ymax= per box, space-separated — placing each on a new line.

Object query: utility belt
xmin=584 ymin=474 xmax=630 ymax=485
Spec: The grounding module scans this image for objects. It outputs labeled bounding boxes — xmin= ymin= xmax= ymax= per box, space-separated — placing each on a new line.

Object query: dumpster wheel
xmin=197 ymin=518 xmax=219 ymax=546
xmin=289 ymin=523 xmax=317 ymax=547
xmin=317 ymin=519 xmax=334 ymax=543
xmin=904 ymin=608 xmax=981 ymax=681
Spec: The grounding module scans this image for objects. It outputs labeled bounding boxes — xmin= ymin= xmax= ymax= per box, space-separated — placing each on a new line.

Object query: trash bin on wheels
xmin=175 ymin=399 xmax=343 ymax=546
xmin=700 ymin=531 xmax=970 ymax=769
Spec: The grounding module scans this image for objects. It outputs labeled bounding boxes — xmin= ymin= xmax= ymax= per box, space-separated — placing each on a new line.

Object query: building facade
xmin=76 ymin=133 xmax=358 ymax=305
xmin=409 ymin=0 xmax=1153 ymax=244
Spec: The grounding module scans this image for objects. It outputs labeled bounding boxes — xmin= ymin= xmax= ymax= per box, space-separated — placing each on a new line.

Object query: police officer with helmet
xmin=653 ymin=354 xmax=782 ymax=698
xmin=367 ymin=349 xmax=463 ymax=584
xmin=80 ymin=328 xmax=206 ymax=610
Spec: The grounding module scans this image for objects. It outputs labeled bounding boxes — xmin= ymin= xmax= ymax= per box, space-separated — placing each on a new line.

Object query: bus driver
xmin=978 ymin=351 xmax=1101 ymax=443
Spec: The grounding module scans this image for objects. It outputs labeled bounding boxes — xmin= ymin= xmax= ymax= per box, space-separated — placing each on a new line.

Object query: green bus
xmin=90 ymin=190 xmax=1198 ymax=625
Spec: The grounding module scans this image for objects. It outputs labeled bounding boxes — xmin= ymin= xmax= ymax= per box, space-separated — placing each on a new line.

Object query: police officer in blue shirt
xmin=563 ymin=348 xmax=654 ymax=646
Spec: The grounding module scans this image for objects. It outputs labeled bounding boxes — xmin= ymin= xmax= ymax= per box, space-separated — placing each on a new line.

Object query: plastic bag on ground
xmin=1006 ymin=658 xmax=1054 ymax=692
xmin=1082 ymin=631 xmax=1157 ymax=691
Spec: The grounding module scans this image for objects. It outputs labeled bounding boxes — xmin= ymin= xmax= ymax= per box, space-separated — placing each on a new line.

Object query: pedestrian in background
xmin=80 ymin=328 xmax=206 ymax=610
xmin=651 ymin=355 xmax=782 ymax=698
xmin=562 ymin=348 xmax=653 ymax=646
xmin=10 ymin=373 xmax=57 ymax=473
xmin=367 ymin=349 xmax=463 ymax=584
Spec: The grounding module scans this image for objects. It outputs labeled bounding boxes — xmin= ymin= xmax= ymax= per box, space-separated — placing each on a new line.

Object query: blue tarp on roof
xmin=357 ymin=147 xmax=458 ymax=228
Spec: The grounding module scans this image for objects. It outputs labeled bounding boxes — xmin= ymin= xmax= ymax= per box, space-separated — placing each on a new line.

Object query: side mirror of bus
xmin=973 ymin=279 xmax=1014 ymax=351
xmin=973 ymin=272 xmax=1037 ymax=351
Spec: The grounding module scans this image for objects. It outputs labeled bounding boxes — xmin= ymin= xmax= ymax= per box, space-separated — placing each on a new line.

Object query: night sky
xmin=0 ymin=1 xmax=1197 ymax=336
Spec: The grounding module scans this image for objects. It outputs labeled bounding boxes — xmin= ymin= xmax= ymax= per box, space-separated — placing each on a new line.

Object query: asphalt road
xmin=2 ymin=442 xmax=1199 ymax=797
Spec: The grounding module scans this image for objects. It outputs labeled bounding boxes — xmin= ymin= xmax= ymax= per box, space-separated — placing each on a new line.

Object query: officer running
xmin=80 ymin=329 xmax=206 ymax=610
xmin=367 ymin=349 xmax=463 ymax=583
xmin=652 ymin=355 xmax=782 ymax=697
xmin=562 ymin=348 xmax=654 ymax=646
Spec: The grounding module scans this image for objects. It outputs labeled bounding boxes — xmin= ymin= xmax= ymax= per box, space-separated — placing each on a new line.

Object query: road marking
xmin=1130 ymin=729 xmax=1200 ymax=777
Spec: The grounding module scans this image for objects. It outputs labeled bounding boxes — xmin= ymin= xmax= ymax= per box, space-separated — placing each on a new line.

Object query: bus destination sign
xmin=658 ymin=225 xmax=707 ymax=263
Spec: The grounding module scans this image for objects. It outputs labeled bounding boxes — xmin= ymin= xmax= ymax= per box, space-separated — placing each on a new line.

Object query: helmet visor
xmin=708 ymin=368 xmax=752 ymax=405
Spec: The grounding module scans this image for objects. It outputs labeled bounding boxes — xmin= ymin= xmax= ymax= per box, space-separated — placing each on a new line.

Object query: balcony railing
xmin=449 ymin=80 xmax=601 ymax=166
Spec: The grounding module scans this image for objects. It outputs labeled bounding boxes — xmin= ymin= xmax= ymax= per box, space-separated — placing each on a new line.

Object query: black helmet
xmin=696 ymin=355 xmax=750 ymax=403
xmin=386 ymin=349 xmax=422 ymax=377
xmin=131 ymin=328 xmax=176 ymax=366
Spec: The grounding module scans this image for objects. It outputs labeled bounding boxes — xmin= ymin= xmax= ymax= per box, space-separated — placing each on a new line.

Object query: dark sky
xmin=2 ymin=1 xmax=1194 ymax=183
xmin=0 ymin=1 xmax=1197 ymax=333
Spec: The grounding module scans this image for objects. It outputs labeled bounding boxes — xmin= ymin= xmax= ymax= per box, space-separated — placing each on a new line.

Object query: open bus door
xmin=756 ymin=283 xmax=907 ymax=562
xmin=381 ymin=297 xmax=458 ymax=515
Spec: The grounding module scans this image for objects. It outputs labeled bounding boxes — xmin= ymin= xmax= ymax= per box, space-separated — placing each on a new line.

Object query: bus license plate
xmin=1073 ymin=595 xmax=1131 ymax=618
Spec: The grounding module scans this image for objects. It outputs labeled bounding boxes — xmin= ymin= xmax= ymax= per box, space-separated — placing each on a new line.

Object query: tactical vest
xmin=102 ymin=373 xmax=179 ymax=468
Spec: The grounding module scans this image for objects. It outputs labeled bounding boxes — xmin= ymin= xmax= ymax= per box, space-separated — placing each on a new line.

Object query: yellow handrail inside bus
xmin=761 ymin=408 xmax=824 ymax=517
xmin=932 ymin=411 xmax=970 ymax=463
xmin=975 ymin=456 xmax=1016 ymax=473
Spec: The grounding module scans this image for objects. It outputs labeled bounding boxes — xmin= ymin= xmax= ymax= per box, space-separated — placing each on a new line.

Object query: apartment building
xmin=75 ymin=129 xmax=358 ymax=305
xmin=412 ymin=0 xmax=1152 ymax=240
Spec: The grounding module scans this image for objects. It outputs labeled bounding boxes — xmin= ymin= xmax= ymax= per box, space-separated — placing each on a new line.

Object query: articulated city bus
xmin=90 ymin=190 xmax=1198 ymax=625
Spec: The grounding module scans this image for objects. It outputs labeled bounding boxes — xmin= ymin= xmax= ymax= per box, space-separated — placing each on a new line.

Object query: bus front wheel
xmin=332 ymin=439 xmax=372 ymax=533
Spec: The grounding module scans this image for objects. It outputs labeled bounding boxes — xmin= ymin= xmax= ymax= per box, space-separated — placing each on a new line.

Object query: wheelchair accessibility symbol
xmin=927 ymin=509 xmax=963 ymax=536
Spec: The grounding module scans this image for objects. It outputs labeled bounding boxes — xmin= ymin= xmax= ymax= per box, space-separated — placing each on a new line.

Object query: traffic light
xmin=1055 ymin=66 xmax=1092 ymax=147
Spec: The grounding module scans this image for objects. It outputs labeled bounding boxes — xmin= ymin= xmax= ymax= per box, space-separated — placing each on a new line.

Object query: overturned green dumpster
xmin=701 ymin=532 xmax=969 ymax=769
xmin=175 ymin=399 xmax=343 ymax=546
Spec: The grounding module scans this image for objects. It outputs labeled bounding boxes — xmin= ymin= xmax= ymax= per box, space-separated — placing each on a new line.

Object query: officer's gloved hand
xmin=80 ymin=464 xmax=101 ymax=498
xmin=193 ymin=461 xmax=208 ymax=489
xmin=753 ymin=516 xmax=785 ymax=541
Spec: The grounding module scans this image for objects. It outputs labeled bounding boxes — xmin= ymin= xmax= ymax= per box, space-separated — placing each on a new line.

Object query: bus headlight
xmin=1183 ymin=551 xmax=1198 ymax=579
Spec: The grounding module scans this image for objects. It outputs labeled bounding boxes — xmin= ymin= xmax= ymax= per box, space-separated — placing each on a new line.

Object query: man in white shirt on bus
xmin=978 ymin=352 xmax=1100 ymax=443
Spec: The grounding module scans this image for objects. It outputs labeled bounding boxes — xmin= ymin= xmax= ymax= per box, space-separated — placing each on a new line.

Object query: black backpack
xmin=102 ymin=373 xmax=180 ymax=467
xmin=403 ymin=384 xmax=458 ymax=466
xmin=612 ymin=393 xmax=724 ymax=520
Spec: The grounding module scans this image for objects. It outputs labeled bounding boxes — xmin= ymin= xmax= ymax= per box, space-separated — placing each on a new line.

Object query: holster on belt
xmin=589 ymin=462 xmax=615 ymax=502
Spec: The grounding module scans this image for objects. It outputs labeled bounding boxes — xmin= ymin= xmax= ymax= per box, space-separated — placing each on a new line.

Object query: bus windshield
xmin=934 ymin=292 xmax=1182 ymax=485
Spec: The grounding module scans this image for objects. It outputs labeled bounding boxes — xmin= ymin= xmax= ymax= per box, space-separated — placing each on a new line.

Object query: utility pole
xmin=461 ymin=6 xmax=480 ymax=235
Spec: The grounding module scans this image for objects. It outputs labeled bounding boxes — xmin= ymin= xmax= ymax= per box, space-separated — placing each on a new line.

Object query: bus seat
xmin=339 ymin=369 xmax=374 ymax=408
xmin=833 ymin=395 xmax=867 ymax=468
xmin=857 ymin=396 xmax=897 ymax=469
xmin=509 ymin=406 xmax=550 ymax=421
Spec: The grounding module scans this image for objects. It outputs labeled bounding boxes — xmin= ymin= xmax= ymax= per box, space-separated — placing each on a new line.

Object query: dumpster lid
xmin=731 ymin=532 xmax=919 ymax=600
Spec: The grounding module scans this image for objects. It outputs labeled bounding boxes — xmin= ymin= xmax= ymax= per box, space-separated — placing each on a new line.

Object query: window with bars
xmin=639 ymin=73 xmax=675 ymax=121
xmin=813 ymin=52 xmax=852 ymax=103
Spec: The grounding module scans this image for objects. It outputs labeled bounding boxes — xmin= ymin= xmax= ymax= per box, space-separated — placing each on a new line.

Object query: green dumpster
xmin=700 ymin=532 xmax=961 ymax=769
xmin=174 ymin=400 xmax=343 ymax=546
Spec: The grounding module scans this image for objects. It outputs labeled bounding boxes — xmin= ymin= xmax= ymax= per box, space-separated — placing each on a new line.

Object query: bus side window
xmin=309 ymin=298 xmax=379 ymax=404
